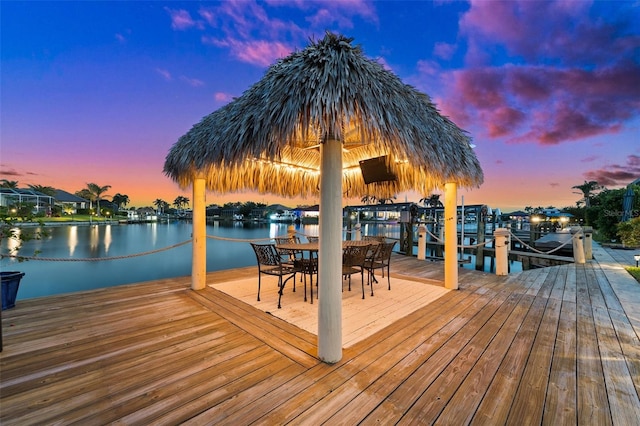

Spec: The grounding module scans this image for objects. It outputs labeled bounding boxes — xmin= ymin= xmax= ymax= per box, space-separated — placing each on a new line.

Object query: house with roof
xmin=0 ymin=187 xmax=55 ymax=215
xmin=54 ymin=189 xmax=89 ymax=214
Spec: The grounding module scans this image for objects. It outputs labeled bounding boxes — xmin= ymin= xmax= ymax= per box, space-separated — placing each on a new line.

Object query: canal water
xmin=1 ymin=221 xmax=516 ymax=301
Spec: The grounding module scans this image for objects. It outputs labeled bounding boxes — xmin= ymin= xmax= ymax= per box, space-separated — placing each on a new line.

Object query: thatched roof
xmin=164 ymin=32 xmax=483 ymax=199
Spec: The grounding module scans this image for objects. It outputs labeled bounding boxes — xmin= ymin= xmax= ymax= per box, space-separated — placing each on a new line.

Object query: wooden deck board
xmin=2 ymin=247 xmax=640 ymax=425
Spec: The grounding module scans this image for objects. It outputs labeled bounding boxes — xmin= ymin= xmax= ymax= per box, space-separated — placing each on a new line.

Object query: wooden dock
xmin=1 ymin=244 xmax=639 ymax=425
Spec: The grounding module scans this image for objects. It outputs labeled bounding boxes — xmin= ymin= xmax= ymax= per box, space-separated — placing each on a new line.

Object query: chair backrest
xmin=363 ymin=235 xmax=386 ymax=243
xmin=343 ymin=244 xmax=370 ymax=267
xmin=377 ymin=241 xmax=396 ymax=262
xmin=274 ymin=235 xmax=299 ymax=245
xmin=307 ymin=236 xmax=319 ymax=243
xmin=251 ymin=243 xmax=281 ymax=267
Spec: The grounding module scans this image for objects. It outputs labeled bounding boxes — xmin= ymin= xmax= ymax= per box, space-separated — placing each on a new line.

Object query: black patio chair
xmin=274 ymin=235 xmax=301 ymax=292
xmin=342 ymin=243 xmax=371 ymax=299
xmin=366 ymin=241 xmax=396 ymax=293
xmin=250 ymin=243 xmax=298 ymax=309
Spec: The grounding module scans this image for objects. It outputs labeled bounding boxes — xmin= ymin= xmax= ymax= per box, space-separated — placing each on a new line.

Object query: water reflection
xmin=90 ymin=225 xmax=99 ymax=252
xmin=68 ymin=226 xmax=78 ymax=256
xmin=104 ymin=225 xmax=112 ymax=253
xmin=7 ymin=227 xmax=21 ymax=254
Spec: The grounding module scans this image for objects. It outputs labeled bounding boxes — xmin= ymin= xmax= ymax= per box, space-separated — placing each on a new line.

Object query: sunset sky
xmin=2 ymin=1 xmax=639 ymax=212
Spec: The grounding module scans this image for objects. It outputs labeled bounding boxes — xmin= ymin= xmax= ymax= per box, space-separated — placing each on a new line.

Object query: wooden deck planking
xmin=2 ymin=249 xmax=640 ymax=424
xmin=270 ymin=274 xmax=504 ymax=425
xmin=575 ymin=264 xmax=613 ymax=425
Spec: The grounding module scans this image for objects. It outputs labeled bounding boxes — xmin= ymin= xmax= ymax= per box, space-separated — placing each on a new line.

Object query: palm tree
xmin=361 ymin=195 xmax=377 ymax=205
xmin=1 ymin=179 xmax=19 ymax=188
xmin=173 ymin=196 xmax=190 ymax=213
xmin=572 ymin=181 xmax=602 ymax=208
xmin=111 ymin=193 xmax=130 ymax=211
xmin=420 ymin=194 xmax=442 ymax=208
xmin=85 ymin=183 xmax=111 ymax=216
xmin=28 ymin=184 xmax=56 ymax=196
xmin=153 ymin=198 xmax=168 ymax=214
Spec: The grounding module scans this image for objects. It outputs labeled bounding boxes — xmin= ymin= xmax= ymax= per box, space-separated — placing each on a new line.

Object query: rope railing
xmin=205 ymin=235 xmax=275 ymax=242
xmin=423 ymin=226 xmax=494 ymax=249
xmin=508 ymin=229 xmax=581 ymax=255
xmin=0 ymin=240 xmax=192 ymax=262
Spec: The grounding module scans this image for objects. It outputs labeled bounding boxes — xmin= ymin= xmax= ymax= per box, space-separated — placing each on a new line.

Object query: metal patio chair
xmin=366 ymin=241 xmax=397 ymax=293
xmin=342 ymin=243 xmax=371 ymax=299
xmin=250 ymin=243 xmax=298 ymax=309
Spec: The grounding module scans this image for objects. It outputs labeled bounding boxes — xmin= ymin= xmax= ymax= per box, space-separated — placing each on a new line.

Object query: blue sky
xmin=2 ymin=0 xmax=639 ymax=210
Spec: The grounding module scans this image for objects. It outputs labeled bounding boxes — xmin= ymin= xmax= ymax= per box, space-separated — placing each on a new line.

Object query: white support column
xmin=191 ymin=176 xmax=207 ymax=290
xmin=318 ymin=136 xmax=343 ymax=363
xmin=444 ymin=182 xmax=458 ymax=290
xmin=417 ymin=224 xmax=427 ymax=260
xmin=494 ymin=228 xmax=510 ymax=276
xmin=354 ymin=222 xmax=362 ymax=241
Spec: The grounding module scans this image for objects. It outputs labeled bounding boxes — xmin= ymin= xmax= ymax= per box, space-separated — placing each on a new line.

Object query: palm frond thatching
xmin=164 ymin=32 xmax=483 ymax=198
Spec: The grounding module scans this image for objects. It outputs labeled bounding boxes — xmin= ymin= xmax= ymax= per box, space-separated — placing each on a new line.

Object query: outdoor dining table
xmin=275 ymin=240 xmax=377 ymax=304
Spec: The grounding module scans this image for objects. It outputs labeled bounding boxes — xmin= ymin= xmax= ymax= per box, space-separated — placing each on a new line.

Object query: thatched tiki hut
xmin=164 ymin=33 xmax=483 ymax=363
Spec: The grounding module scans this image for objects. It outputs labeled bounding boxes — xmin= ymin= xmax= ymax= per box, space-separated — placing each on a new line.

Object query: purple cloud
xmin=437 ymin=1 xmax=640 ymax=146
xmin=433 ymin=42 xmax=456 ymax=61
xmin=584 ymin=155 xmax=640 ymax=187
xmin=0 ymin=168 xmax=22 ymax=177
xmin=155 ymin=68 xmax=172 ymax=81
xmin=180 ymin=76 xmax=205 ymax=87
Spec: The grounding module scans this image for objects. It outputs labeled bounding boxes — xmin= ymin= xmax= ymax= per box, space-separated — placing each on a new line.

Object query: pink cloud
xmin=584 ymin=155 xmax=640 ymax=187
xmin=165 ymin=8 xmax=201 ymax=30
xmin=192 ymin=1 xmax=378 ymax=70
xmin=214 ymin=92 xmax=233 ymax=102
xmin=271 ymin=0 xmax=377 ymax=28
xmin=202 ymin=37 xmax=292 ymax=67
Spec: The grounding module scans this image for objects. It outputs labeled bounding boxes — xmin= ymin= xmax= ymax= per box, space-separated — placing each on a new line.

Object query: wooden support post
xmin=444 ymin=182 xmax=458 ymax=290
xmin=191 ymin=176 xmax=207 ymax=291
xmin=494 ymin=228 xmax=510 ymax=276
xmin=475 ymin=206 xmax=486 ymax=271
xmin=417 ymin=224 xmax=426 ymax=260
xmin=571 ymin=226 xmax=586 ymax=264
xmin=318 ymin=136 xmax=342 ymax=363
xmin=583 ymin=226 xmax=593 ymax=260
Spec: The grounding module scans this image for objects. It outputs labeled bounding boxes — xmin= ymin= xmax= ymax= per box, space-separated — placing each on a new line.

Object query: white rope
xmin=0 ymin=231 xmax=301 ymax=262
xmin=424 ymin=226 xmax=494 ymax=248
xmin=508 ymin=229 xmax=581 ymax=254
xmin=205 ymin=234 xmax=275 ymax=242
xmin=0 ymin=239 xmax=192 ymax=262
xmin=294 ymin=231 xmax=320 ymax=239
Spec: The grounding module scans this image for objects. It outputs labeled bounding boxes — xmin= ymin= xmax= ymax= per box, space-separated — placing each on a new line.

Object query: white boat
xmin=269 ymin=210 xmax=298 ymax=222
